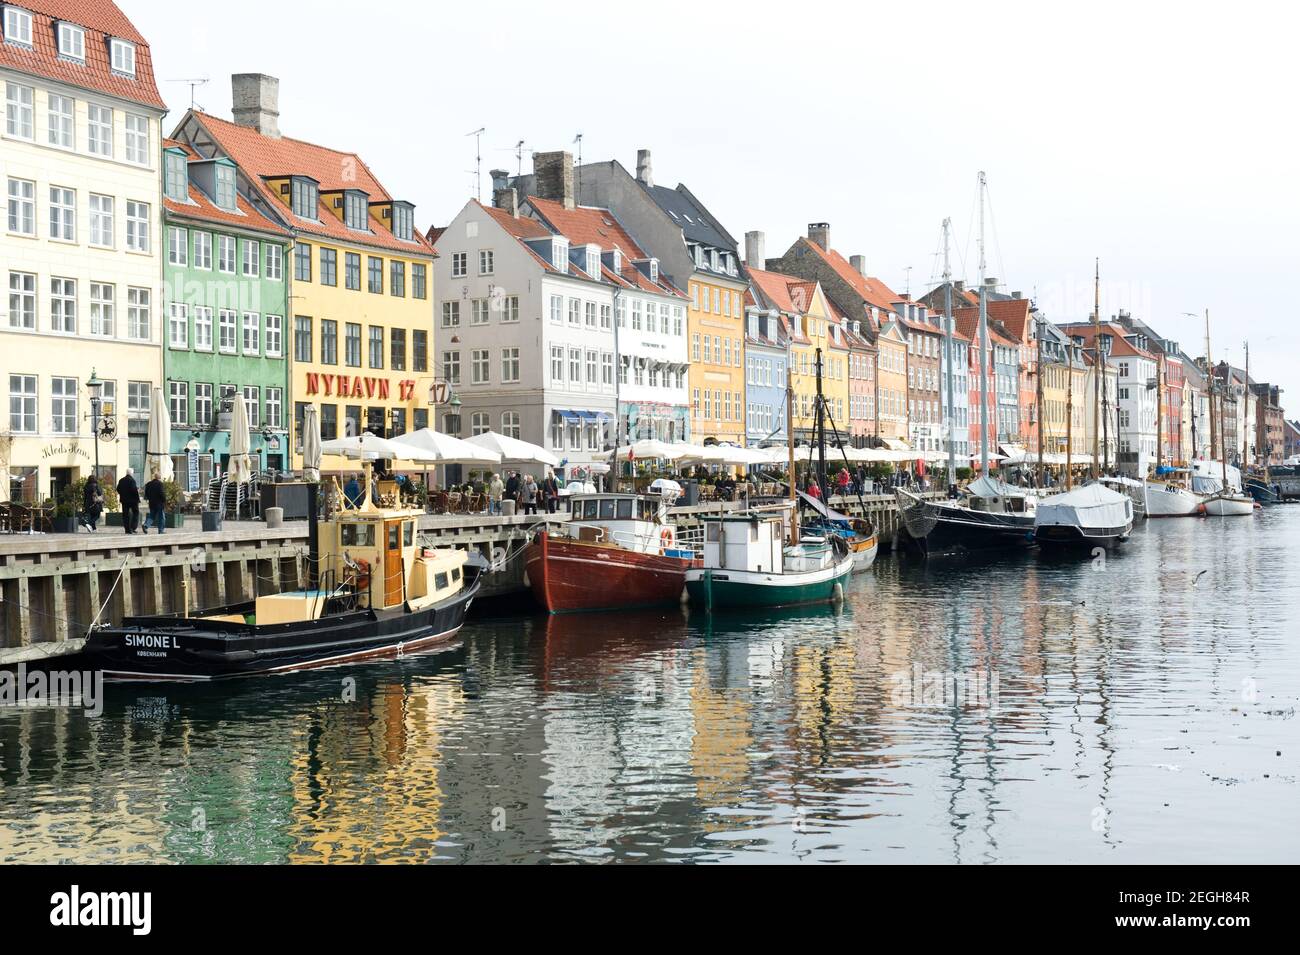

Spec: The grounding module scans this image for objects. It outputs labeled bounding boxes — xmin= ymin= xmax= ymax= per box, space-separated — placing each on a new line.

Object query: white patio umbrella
xmin=465 ymin=431 xmax=560 ymax=467
xmin=226 ymin=393 xmax=253 ymax=483
xmin=302 ymin=405 xmax=322 ymax=482
xmin=146 ymin=386 xmax=174 ymax=481
xmin=393 ymin=427 xmax=501 ymax=464
xmin=320 ymin=431 xmax=440 ymax=462
xmin=615 ymin=438 xmax=692 ymax=461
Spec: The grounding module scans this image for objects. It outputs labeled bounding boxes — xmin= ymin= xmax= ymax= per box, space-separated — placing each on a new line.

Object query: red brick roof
xmin=953 ymin=306 xmax=1018 ymax=348
xmin=0 ymin=0 xmax=164 ymax=109
xmin=188 ymin=110 xmax=433 ymax=257
xmin=162 ymin=140 xmax=289 ymax=237
xmin=1058 ymin=321 xmax=1158 ymax=360
xmin=526 ymin=196 xmax=685 ymax=298
xmin=797 ymin=238 xmax=899 ymax=313
xmin=748 ymin=267 xmax=805 ymax=315
xmin=987 ymin=298 xmax=1032 ymax=343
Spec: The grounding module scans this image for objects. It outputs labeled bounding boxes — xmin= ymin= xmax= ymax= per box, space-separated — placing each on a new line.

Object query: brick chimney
xmin=744 ymin=230 xmax=765 ymax=270
xmin=231 ymin=73 xmax=280 ymax=138
xmin=808 ymin=222 xmax=830 ymax=250
xmin=849 ymin=254 xmax=867 ymax=276
xmin=533 ymin=150 xmax=574 ymax=210
xmin=489 ymin=169 xmax=517 ymax=217
xmin=636 ymin=148 xmax=653 ymax=188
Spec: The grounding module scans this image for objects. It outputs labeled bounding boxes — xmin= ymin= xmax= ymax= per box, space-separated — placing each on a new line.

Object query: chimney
xmin=1011 ymin=290 xmax=1022 ymax=299
xmin=231 ymin=73 xmax=280 ymax=138
xmin=983 ymin=277 xmax=997 ymax=288
xmin=954 ymin=280 xmax=965 ymax=292
xmin=849 ymin=254 xmax=867 ymax=276
xmin=744 ymin=230 xmax=765 ymax=270
xmin=636 ymin=148 xmax=654 ymax=188
xmin=808 ymin=222 xmax=830 ymax=250
xmin=489 ymin=169 xmax=517 ymax=216
xmin=533 ymin=150 xmax=575 ymax=210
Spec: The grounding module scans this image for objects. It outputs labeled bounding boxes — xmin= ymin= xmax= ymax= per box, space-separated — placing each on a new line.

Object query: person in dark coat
xmin=143 ymin=472 xmax=167 ymax=534
xmin=505 ymin=471 xmax=520 ymax=508
xmin=81 ymin=474 xmax=104 ymax=531
xmin=343 ymin=474 xmax=363 ymax=509
xmin=116 ymin=468 xmax=140 ymax=533
xmin=542 ymin=472 xmax=560 ymax=513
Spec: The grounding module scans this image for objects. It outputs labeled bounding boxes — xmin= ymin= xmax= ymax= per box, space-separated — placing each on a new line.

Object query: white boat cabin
xmin=564 ymin=493 xmax=680 ymax=555
xmin=700 ymin=511 xmax=787 ymax=574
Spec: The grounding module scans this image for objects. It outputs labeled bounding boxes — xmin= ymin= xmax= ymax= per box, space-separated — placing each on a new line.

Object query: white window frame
xmin=89 ymin=282 xmax=114 ymax=337
xmin=168 ymin=302 xmax=188 ymax=348
xmin=242 ymin=311 xmax=260 ymax=355
xmin=242 ymin=239 xmax=259 ymax=276
xmin=8 ymin=270 xmax=35 ymax=329
xmin=167 ymin=226 xmax=187 ymax=265
xmin=9 ymin=373 xmax=36 ymax=433
xmin=87 ymin=104 xmax=113 ymax=157
xmin=110 ymin=38 xmax=136 ymax=77
xmin=193 ymin=307 xmax=213 ymax=351
xmin=7 ymin=177 xmax=34 ymax=236
xmin=89 ymin=194 xmax=114 ymax=247
xmin=49 ymin=185 xmax=75 ymax=241
xmin=218 ymin=310 xmax=237 ymax=354
xmin=5 ymin=7 xmax=33 ymax=47
xmin=124 ymin=113 xmax=149 ymax=165
xmin=50 ymin=276 xmax=76 ymax=333
xmin=47 ymin=93 xmax=74 ymax=148
xmin=126 ymin=200 xmax=150 ymax=252
xmin=50 ymin=377 xmax=77 ymax=434
xmin=217 ymin=234 xmax=236 ymax=273
xmin=265 ymin=314 xmax=282 ymax=357
xmin=56 ymin=22 xmax=84 ymax=61
xmin=127 ymin=287 xmax=150 ymax=340
xmin=4 ymin=82 xmax=32 ymax=139
xmin=265 ymin=244 xmax=282 ymax=281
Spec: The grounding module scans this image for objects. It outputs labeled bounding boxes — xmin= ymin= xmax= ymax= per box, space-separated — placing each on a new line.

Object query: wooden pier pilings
xmin=0 ymin=492 xmax=931 ymax=664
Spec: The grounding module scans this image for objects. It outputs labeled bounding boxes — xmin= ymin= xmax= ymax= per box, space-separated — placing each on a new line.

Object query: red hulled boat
xmin=525 ymin=493 xmax=698 ymax=613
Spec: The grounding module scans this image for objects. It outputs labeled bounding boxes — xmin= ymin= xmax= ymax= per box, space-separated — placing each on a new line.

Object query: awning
xmin=883 ymin=439 xmax=909 ymax=451
xmin=555 ymin=410 xmax=581 ymax=422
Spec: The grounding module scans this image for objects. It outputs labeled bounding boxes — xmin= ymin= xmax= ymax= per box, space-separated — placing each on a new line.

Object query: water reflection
xmin=1 ymin=511 xmax=1297 ymax=863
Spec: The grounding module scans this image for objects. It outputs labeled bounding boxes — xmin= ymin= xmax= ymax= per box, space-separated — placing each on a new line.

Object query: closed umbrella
xmin=227 ymin=393 xmax=253 ymax=483
xmin=465 ymin=431 xmax=560 ymax=466
xmin=146 ymin=386 xmax=174 ymax=482
xmin=302 ymin=405 xmax=322 ymax=482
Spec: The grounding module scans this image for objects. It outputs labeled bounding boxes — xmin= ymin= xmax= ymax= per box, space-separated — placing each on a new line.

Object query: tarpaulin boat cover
xmin=1034 ymin=483 xmax=1132 ymax=529
xmin=966 ymin=476 xmax=1028 ymax=499
xmin=798 ymin=489 xmax=852 ymax=522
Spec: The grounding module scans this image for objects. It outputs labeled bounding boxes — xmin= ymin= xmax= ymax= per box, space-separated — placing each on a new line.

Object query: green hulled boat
xmin=684 ymin=509 xmax=854 ymax=611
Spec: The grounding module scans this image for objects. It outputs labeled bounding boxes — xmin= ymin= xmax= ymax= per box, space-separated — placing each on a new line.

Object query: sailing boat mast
xmin=942 ymin=217 xmax=956 ymax=492
xmin=1155 ymin=348 xmax=1164 ymax=475
xmin=1065 ymin=341 xmax=1073 ymax=490
xmin=815 ymin=348 xmax=827 ymax=499
xmin=1205 ymin=310 xmax=1227 ymax=487
xmin=977 ymin=171 xmax=990 ymax=474
xmin=1035 ymin=316 xmax=1044 ymax=487
xmin=787 ymin=376 xmax=798 ymax=545
xmin=1243 ymin=340 xmax=1250 ymax=470
xmin=1091 ymin=258 xmax=1101 ymax=479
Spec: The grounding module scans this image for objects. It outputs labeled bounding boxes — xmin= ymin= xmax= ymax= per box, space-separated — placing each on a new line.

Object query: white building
xmin=938 ymin=320 xmax=971 ymax=460
xmin=1110 ymin=330 xmax=1159 ymax=476
xmin=523 ymin=193 xmax=688 ymax=445
xmin=1 ymin=1 xmax=166 ymax=502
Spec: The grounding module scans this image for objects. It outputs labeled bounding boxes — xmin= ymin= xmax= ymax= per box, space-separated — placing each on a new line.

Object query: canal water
xmin=2 ymin=508 xmax=1297 ymax=864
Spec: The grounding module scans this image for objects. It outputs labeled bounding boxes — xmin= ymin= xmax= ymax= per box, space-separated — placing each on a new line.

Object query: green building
xmin=162 ymin=139 xmax=291 ymax=491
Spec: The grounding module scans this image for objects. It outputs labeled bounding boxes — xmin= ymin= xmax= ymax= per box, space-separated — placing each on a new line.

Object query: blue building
xmin=743 ymin=293 xmax=789 ymax=446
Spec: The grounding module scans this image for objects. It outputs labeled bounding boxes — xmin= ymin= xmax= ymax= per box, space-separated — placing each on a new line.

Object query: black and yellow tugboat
xmin=83 ymin=464 xmax=482 ymax=680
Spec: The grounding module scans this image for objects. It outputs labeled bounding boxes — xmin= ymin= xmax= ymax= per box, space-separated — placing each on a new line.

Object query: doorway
xmin=383 ymin=520 xmax=404 ymax=607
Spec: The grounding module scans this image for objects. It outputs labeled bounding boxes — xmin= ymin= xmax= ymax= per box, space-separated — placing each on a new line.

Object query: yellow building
xmin=171 ymin=76 xmax=437 ymax=468
xmin=875 ymin=318 xmax=909 ymax=442
xmin=688 ymin=274 xmax=748 ymax=445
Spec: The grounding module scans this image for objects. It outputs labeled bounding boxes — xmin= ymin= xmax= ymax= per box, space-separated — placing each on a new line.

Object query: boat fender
xmin=660 ymin=527 xmax=674 ymax=550
xmin=831 ymin=582 xmax=844 ymax=603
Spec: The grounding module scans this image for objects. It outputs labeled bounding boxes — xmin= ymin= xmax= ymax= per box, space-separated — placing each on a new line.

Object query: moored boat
xmin=1145 ymin=478 xmax=1203 ymax=517
xmin=895 ymin=476 xmax=1037 ymax=557
xmin=1202 ymin=490 xmax=1257 ymax=516
xmin=82 ymin=465 xmax=482 ymax=680
xmin=525 ymin=493 xmax=697 ymax=612
xmin=1098 ymin=475 xmax=1148 ymax=520
xmin=799 ymin=491 xmax=878 ymax=571
xmin=1032 ymin=483 xmax=1134 ymax=548
xmin=685 ymin=507 xmax=854 ymax=611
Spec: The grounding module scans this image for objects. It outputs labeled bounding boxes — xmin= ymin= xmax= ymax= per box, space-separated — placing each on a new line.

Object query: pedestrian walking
xmin=143 ymin=472 xmax=167 ymax=534
xmin=116 ymin=468 xmax=140 ymax=533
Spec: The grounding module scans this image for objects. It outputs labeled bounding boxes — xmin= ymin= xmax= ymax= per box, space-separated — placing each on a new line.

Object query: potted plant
xmin=52 ymin=494 xmax=78 ymax=533
xmin=163 ymin=479 xmax=186 ymax=527
xmin=956 ymin=466 xmax=974 ymax=482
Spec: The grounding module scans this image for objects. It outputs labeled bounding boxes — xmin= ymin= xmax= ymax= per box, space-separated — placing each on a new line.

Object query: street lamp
xmin=446 ymin=394 xmax=462 ymax=436
xmin=86 ymin=369 xmax=104 ymax=481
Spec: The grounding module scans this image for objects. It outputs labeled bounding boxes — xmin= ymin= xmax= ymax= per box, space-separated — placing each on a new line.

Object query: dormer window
xmin=648 ymin=258 xmax=658 ymax=283
xmin=611 ymin=248 xmax=622 ymax=273
xmin=585 ymin=247 xmax=600 ymax=280
xmin=290 ymin=177 xmax=318 ymax=219
xmin=109 ymin=38 xmax=136 ymax=76
xmin=693 ymin=245 xmax=703 ymax=268
xmin=214 ymin=161 xmax=236 ymax=211
xmin=391 ymin=201 xmax=413 ymax=241
xmin=163 ymin=149 xmax=188 ymax=201
xmin=57 ymin=22 xmax=84 ymax=61
xmin=710 ymin=249 xmax=720 ymax=271
xmin=551 ymin=238 xmax=568 ymax=272
xmin=343 ymin=190 xmax=369 ymax=231
xmin=3 ymin=7 xmax=32 ymax=47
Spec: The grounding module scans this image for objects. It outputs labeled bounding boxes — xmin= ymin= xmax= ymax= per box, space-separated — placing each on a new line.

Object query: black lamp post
xmin=86 ymin=369 xmax=103 ymax=481
xmin=446 ymin=394 xmax=462 ymax=437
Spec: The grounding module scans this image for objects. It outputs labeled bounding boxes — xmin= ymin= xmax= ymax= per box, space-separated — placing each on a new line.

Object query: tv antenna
xmin=573 ymin=132 xmax=584 ymax=200
xmin=165 ymin=77 xmax=209 ymax=110
xmin=466 ymin=127 xmax=486 ymax=200
xmin=903 ymin=265 xmax=913 ymax=296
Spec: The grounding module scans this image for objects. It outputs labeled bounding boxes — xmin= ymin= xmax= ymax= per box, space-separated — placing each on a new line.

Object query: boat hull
xmin=1203 ymin=494 xmax=1256 ymax=516
xmin=685 ymin=557 xmax=853 ymax=611
xmin=1033 ymin=521 xmax=1133 ymax=548
xmin=81 ymin=570 xmax=482 ymax=681
xmin=525 ymin=531 xmax=694 ymax=613
xmin=897 ymin=494 xmax=1035 ymax=556
xmin=1145 ymin=483 xmax=1203 ymax=517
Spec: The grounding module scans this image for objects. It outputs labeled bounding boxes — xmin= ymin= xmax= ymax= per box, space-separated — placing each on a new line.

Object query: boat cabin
xmin=564 ymin=493 xmax=681 ymax=556
xmin=699 ymin=511 xmax=787 ymax=574
xmin=965 ymin=475 xmax=1034 ymax=514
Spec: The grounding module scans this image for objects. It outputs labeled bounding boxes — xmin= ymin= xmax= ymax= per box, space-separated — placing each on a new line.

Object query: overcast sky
xmin=131 ymin=0 xmax=1300 ymax=406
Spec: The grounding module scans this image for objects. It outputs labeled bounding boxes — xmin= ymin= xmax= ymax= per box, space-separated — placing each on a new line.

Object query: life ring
xmin=660 ymin=527 xmax=674 ymax=550
xmin=350 ymin=556 xmax=371 ymax=591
